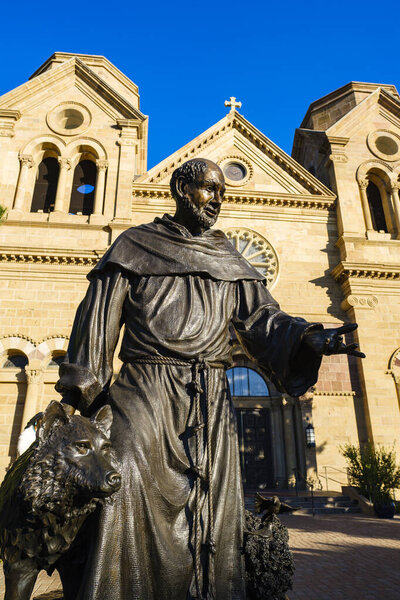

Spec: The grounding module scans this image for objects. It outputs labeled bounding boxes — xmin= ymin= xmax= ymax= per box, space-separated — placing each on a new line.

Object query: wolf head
xmin=20 ymin=401 xmax=121 ymax=518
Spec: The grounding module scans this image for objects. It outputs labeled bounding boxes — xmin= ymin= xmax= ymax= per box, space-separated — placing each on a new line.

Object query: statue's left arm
xmin=232 ymin=280 xmax=363 ymax=397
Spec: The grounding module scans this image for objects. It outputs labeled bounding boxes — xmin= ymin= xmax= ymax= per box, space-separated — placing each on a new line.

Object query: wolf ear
xmin=38 ymin=400 xmax=70 ymax=442
xmin=91 ymin=405 xmax=113 ymax=438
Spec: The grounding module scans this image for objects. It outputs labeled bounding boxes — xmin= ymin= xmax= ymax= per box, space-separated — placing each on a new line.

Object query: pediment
xmin=136 ymin=112 xmax=334 ymax=199
xmin=0 ymin=57 xmax=147 ymax=122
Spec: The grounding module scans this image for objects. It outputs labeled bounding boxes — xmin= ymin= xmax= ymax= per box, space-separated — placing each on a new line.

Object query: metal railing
xmin=320 ymin=466 xmax=349 ymax=491
xmin=292 ymin=467 xmax=316 ymax=517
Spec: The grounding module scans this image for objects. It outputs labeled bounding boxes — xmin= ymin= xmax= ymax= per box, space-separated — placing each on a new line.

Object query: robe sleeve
xmin=56 ymin=269 xmax=130 ymax=414
xmin=232 ymin=280 xmax=323 ymax=397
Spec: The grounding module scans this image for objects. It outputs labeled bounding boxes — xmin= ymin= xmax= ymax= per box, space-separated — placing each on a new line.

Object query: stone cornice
xmin=0 ymin=109 xmax=21 ymax=137
xmin=132 ymin=184 xmax=335 ymax=211
xmin=313 ymin=390 xmax=356 ymax=397
xmin=331 ymin=261 xmax=400 ymax=282
xmin=0 ymin=247 xmax=104 ymax=267
xmin=0 ymin=109 xmax=21 ymax=120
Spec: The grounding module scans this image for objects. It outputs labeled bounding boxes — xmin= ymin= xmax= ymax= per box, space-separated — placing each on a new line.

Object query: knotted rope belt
xmin=131 ymin=355 xmax=227 ymax=600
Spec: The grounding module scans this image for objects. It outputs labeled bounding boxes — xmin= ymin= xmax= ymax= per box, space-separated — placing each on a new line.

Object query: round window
xmin=47 ymin=102 xmax=91 ymax=136
xmin=224 ymin=162 xmax=247 ymax=181
xmin=56 ymin=108 xmax=84 ymax=131
xmin=375 ymin=136 xmax=398 ymax=156
xmin=218 ymin=156 xmax=253 ymax=186
xmin=367 ymin=130 xmax=400 ymax=161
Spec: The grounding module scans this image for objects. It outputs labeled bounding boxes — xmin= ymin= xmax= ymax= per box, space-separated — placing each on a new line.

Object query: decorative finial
xmin=224 ymin=97 xmax=242 ymax=113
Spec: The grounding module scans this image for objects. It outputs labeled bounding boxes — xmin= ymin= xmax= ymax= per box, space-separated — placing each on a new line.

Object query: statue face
xmin=182 ymin=164 xmax=226 ymax=228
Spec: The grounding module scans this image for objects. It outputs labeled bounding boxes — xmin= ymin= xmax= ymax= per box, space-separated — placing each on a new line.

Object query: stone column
xmin=390 ymin=181 xmax=400 ymax=238
xmin=293 ymin=401 xmax=306 ymax=477
xmin=113 ymin=119 xmax=138 ymax=228
xmin=53 ymin=157 xmax=72 ymax=213
xmin=93 ymin=159 xmax=108 ymax=215
xmin=270 ymin=397 xmax=286 ymax=488
xmin=20 ymin=367 xmax=44 ymax=432
xmin=358 ymin=179 xmax=374 ymax=232
xmin=282 ymin=397 xmax=297 ymax=486
xmin=13 ymin=154 xmax=34 ymax=210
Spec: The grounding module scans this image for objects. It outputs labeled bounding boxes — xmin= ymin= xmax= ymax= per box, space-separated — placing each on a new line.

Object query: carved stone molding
xmin=328 ymin=152 xmax=348 ymax=164
xmin=0 ymin=109 xmax=21 ymax=137
xmin=312 ymin=390 xmax=356 ymax=397
xmin=58 ymin=157 xmax=72 ymax=170
xmin=358 ymin=179 xmax=369 ymax=190
xmin=96 ymin=159 xmax=109 ymax=171
xmin=341 ymin=294 xmax=378 ymax=311
xmin=0 ymin=248 xmax=102 ymax=266
xmin=132 ymin=185 xmax=335 ymax=211
xmin=18 ymin=153 xmax=34 ymax=168
xmin=117 ymin=138 xmax=137 ymax=147
xmin=25 ymin=368 xmax=44 ymax=384
xmin=332 ymin=262 xmax=400 ymax=283
xmin=0 ymin=333 xmax=36 ymax=345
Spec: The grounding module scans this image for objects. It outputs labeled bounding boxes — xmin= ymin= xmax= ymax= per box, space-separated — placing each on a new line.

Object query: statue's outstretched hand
xmin=303 ymin=323 xmax=365 ymax=358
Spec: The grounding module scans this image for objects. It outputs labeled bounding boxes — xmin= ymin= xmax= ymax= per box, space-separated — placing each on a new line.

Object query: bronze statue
xmin=0 ymin=401 xmax=121 ymax=600
xmin=55 ymin=158 xmax=363 ymax=599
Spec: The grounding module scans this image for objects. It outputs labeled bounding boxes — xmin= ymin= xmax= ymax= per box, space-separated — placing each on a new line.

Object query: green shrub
xmin=340 ymin=442 xmax=400 ymax=503
xmin=0 ymin=205 xmax=7 ymax=222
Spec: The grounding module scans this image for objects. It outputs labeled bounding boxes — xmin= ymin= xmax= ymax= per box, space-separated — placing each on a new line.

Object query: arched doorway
xmin=227 ymin=366 xmax=274 ymax=489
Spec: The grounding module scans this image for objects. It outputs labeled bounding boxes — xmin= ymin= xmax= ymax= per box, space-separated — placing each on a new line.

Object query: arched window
xmin=31 ymin=157 xmax=59 ymax=213
xmin=227 ymin=367 xmax=269 ymax=397
xmin=69 ymin=160 xmax=96 ymax=215
xmin=47 ymin=353 xmax=67 ymax=368
xmin=367 ymin=181 xmax=388 ymax=232
xmin=1 ymin=352 xmax=28 ymax=370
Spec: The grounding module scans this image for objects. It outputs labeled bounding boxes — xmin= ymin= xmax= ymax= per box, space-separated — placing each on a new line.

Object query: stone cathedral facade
xmin=0 ymin=53 xmax=399 ymax=492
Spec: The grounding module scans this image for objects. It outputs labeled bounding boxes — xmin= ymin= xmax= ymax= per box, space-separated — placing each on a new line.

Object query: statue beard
xmin=178 ymin=196 xmax=220 ymax=230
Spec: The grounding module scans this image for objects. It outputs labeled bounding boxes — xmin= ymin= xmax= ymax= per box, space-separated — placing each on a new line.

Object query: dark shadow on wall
xmin=7 ymin=376 xmax=27 ymax=463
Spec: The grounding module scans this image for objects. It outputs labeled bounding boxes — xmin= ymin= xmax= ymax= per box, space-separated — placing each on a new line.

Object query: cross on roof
xmin=224 ymin=96 xmax=242 ymax=113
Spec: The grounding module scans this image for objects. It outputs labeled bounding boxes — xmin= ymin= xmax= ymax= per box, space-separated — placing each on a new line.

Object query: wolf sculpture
xmin=0 ymin=400 xmax=121 ymax=600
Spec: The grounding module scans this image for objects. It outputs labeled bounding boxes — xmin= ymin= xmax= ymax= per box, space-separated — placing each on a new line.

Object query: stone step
xmin=245 ymin=493 xmax=361 ymax=514
xmin=297 ymin=506 xmax=361 ymax=515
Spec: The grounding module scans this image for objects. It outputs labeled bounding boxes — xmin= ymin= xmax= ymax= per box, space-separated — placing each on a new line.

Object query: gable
xmin=0 ymin=57 xmax=147 ymax=123
xmin=137 ymin=112 xmax=334 ymax=200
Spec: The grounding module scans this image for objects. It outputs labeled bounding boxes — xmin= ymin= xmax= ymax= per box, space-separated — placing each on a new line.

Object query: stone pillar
xmin=282 ymin=397 xmax=297 ymax=486
xmin=270 ymin=397 xmax=286 ymax=488
xmin=113 ymin=119 xmax=138 ymax=229
xmin=390 ymin=181 xmax=400 ymax=238
xmin=293 ymin=401 xmax=306 ymax=477
xmin=53 ymin=157 xmax=72 ymax=213
xmin=20 ymin=367 xmax=44 ymax=432
xmin=358 ymin=179 xmax=374 ymax=232
xmin=13 ymin=154 xmax=34 ymax=210
xmin=93 ymin=159 xmax=108 ymax=215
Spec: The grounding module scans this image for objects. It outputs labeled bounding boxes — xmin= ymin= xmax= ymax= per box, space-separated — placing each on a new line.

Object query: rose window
xmin=225 ymin=228 xmax=278 ymax=287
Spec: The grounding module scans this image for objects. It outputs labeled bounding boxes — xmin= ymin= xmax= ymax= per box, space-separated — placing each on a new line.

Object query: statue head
xmin=170 ymin=158 xmax=225 ymax=232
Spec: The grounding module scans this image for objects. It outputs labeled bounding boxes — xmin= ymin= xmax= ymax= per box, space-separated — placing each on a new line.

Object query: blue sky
xmin=1 ymin=0 xmax=399 ymax=169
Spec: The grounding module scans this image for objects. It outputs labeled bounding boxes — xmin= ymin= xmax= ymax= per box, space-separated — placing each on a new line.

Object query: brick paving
xmin=281 ymin=513 xmax=400 ymax=600
xmin=0 ymin=513 xmax=399 ymax=599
